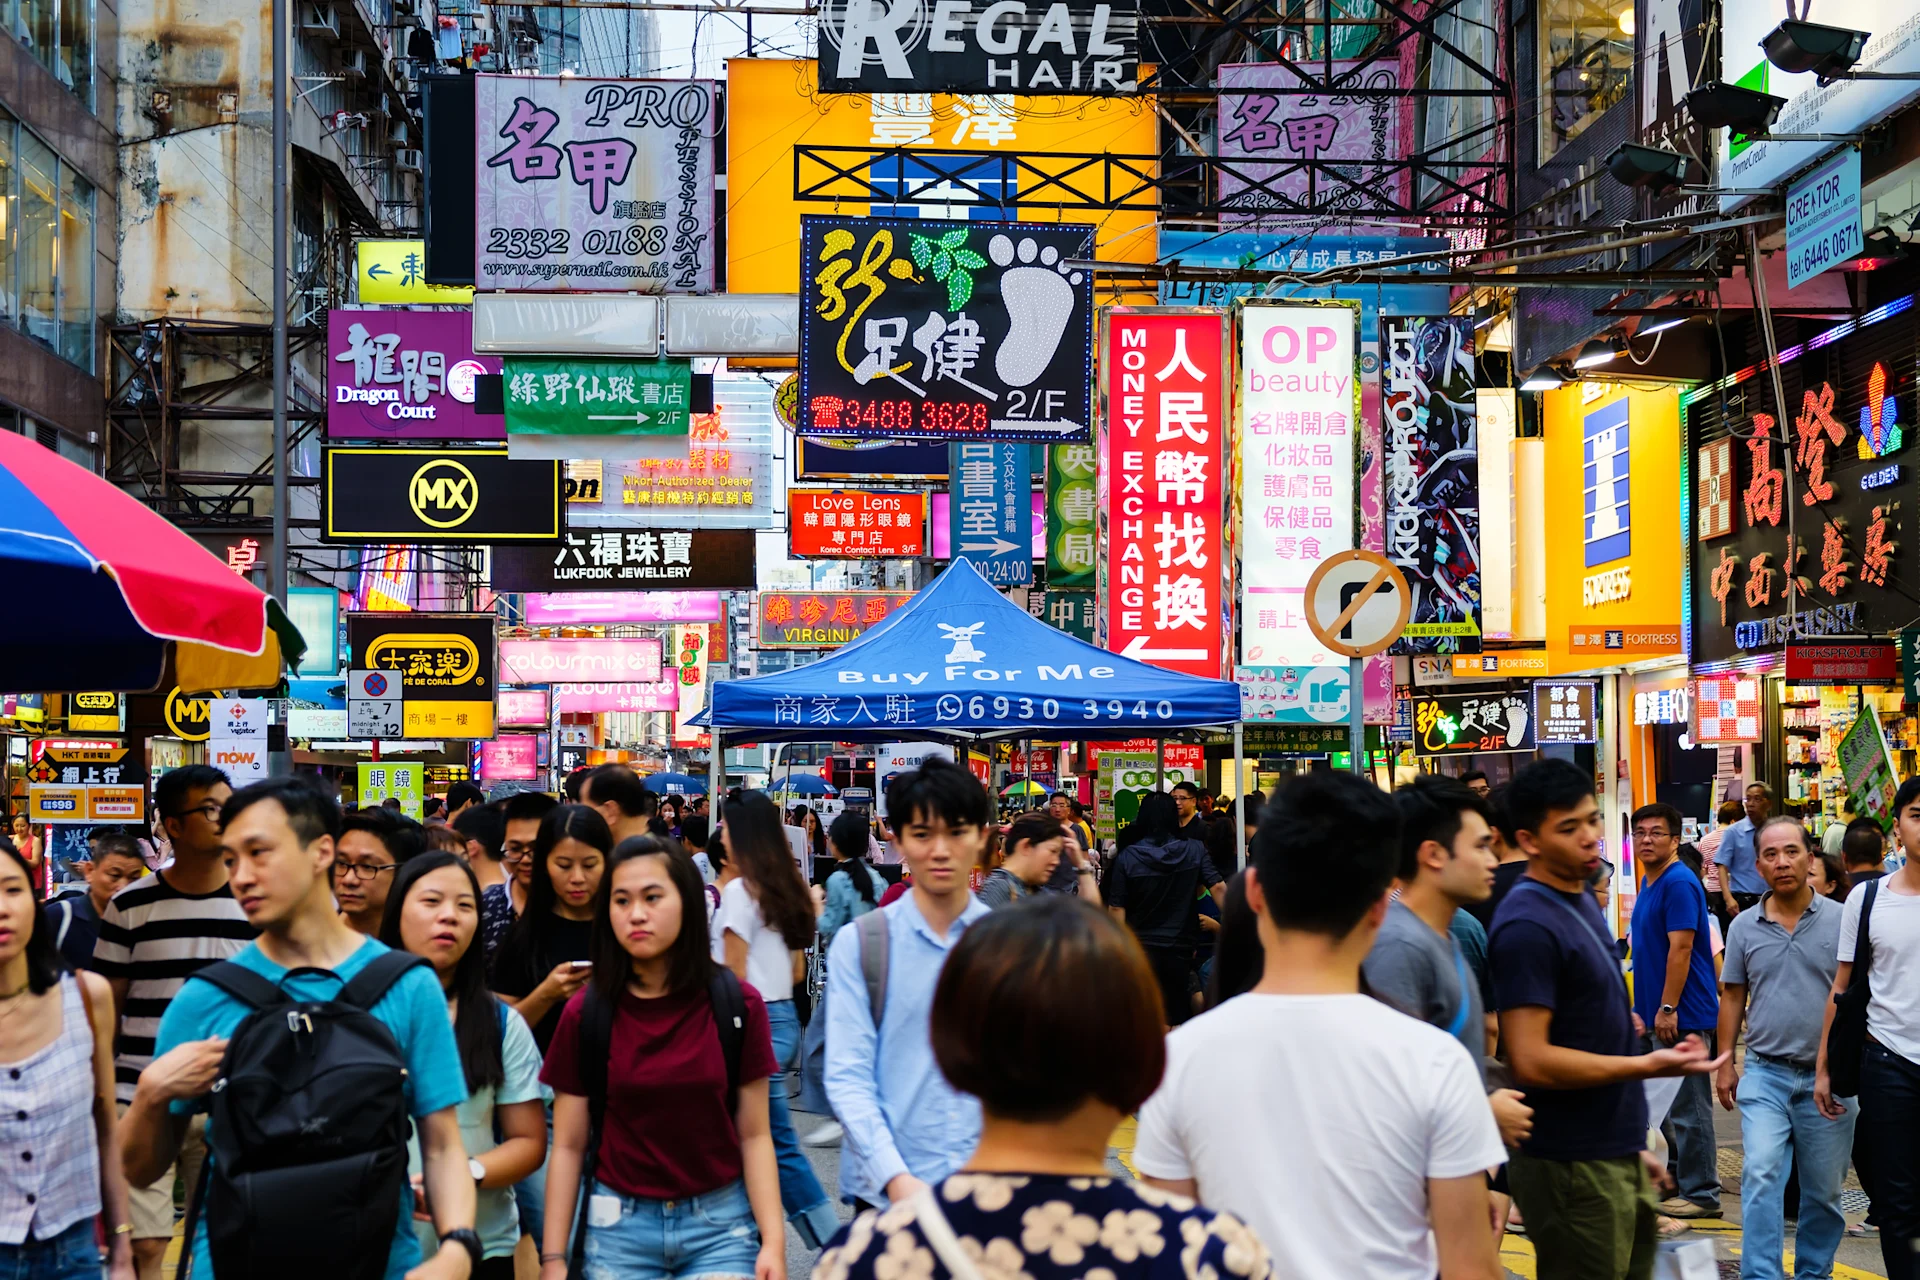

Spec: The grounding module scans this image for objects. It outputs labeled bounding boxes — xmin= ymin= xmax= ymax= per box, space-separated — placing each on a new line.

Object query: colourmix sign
xmin=323 ymin=449 xmax=563 ymax=542
xmin=499 ymin=637 xmax=664 ymax=685
xmin=1381 ymin=315 xmax=1480 ymax=653
xmin=473 ymin=75 xmax=717 ymax=293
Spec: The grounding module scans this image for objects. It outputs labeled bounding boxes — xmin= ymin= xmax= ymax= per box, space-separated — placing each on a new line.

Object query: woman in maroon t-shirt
xmin=539 ymin=835 xmax=785 ymax=1280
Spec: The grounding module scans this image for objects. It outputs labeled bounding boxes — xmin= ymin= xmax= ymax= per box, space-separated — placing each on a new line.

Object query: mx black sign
xmin=816 ymin=0 xmax=1139 ymax=94
xmin=323 ymin=448 xmax=562 ymax=543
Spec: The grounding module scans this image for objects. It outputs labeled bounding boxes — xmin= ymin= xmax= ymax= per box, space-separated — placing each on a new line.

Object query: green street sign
xmin=503 ymin=357 xmax=694 ymax=438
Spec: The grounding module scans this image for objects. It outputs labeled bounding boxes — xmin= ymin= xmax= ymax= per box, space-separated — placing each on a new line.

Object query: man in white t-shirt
xmin=1134 ymin=770 xmax=1507 ymax=1280
xmin=1817 ymin=776 xmax=1920 ymax=1280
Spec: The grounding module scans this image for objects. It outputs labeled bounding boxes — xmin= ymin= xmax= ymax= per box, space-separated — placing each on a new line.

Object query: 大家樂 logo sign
xmin=409 ymin=459 xmax=478 ymax=529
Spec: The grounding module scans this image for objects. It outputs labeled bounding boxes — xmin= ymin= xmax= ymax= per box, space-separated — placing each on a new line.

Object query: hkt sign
xmin=498 ymin=637 xmax=664 ymax=685
xmin=1099 ymin=310 xmax=1226 ymax=678
xmin=1238 ymin=302 xmax=1357 ymax=665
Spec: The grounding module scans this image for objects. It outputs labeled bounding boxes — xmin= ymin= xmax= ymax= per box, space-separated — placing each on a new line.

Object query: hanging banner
xmin=815 ymin=0 xmax=1139 ymax=94
xmin=1098 ymin=309 xmax=1227 ymax=678
xmin=503 ymin=356 xmax=694 ymax=451
xmin=798 ymin=214 xmax=1095 ymax=442
xmin=789 ymin=489 xmax=928 ymax=557
xmin=947 ymin=441 xmax=1031 ymax=584
xmin=671 ymin=623 xmax=711 ymax=746
xmin=1216 ymin=60 xmax=1405 ymax=229
xmin=1234 ymin=664 xmax=1353 ymax=724
xmin=357 ymin=762 xmax=423 ymax=820
xmin=1046 ymin=443 xmax=1097 ymax=587
xmin=1238 ymin=300 xmax=1359 ymax=665
xmin=756 ymin=590 xmax=916 ymax=648
xmin=26 ymin=739 xmax=147 ymax=824
xmin=1381 ymin=315 xmax=1481 ymax=653
xmin=473 ymin=75 xmax=717 ymax=293
xmin=492 ymin=529 xmax=757 ymax=590
xmin=328 ymin=310 xmax=502 ymax=441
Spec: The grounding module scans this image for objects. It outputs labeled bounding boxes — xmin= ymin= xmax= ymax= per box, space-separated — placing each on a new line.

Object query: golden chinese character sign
xmin=347 ymin=613 xmax=497 ymax=739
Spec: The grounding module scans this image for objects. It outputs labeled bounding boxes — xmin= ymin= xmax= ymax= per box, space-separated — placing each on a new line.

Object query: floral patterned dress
xmin=814 ymin=1173 xmax=1272 ymax=1280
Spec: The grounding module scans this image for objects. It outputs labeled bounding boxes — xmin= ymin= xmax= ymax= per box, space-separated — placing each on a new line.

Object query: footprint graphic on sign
xmin=989 ymin=234 xmax=1082 ymax=389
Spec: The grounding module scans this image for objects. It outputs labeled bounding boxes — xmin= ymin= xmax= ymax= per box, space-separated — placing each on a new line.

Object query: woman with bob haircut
xmin=539 ymin=835 xmax=785 ymax=1280
xmin=813 ymin=896 xmax=1272 ymax=1280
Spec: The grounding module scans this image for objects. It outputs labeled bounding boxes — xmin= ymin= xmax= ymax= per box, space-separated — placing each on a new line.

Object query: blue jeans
xmin=1738 ymin=1053 xmax=1857 ymax=1280
xmin=1860 ymin=1039 xmax=1920 ymax=1280
xmin=581 ymin=1177 xmax=759 ymax=1280
xmin=0 ymin=1219 xmax=99 ymax=1280
xmin=764 ymin=998 xmax=838 ymax=1247
xmin=515 ymin=1104 xmax=553 ymax=1249
xmin=796 ymin=982 xmax=831 ymax=1115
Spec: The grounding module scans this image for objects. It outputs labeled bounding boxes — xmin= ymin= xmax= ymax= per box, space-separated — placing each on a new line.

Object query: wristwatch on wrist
xmin=441 ymin=1227 xmax=483 ymax=1272
xmin=1659 ymin=1004 xmax=1677 ymax=1015
xmin=469 ymin=1156 xmax=486 ymax=1182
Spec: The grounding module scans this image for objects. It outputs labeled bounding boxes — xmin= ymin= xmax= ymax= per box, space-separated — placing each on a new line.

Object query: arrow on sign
xmin=586 ymin=411 xmax=654 ymax=425
xmin=988 ymin=419 xmax=1087 ymax=435
xmin=366 ymin=263 xmax=391 ymax=278
xmin=1121 ymin=637 xmax=1209 ymax=661
xmin=959 ymin=538 xmax=1022 ymax=556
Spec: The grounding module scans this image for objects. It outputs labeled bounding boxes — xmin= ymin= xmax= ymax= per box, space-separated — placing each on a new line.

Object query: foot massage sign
xmin=798 ymin=214 xmax=1095 ymax=442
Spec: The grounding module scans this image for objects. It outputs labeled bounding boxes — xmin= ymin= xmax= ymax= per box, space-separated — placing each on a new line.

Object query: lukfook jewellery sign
xmin=474 ymin=75 xmax=717 ymax=294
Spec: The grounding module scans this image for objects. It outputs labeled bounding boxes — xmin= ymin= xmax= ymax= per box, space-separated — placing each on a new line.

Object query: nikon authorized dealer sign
xmin=323 ymin=448 xmax=563 ymax=542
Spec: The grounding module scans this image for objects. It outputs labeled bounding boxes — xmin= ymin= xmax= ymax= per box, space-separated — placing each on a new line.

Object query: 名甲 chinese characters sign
xmin=789 ymin=489 xmax=927 ymax=557
xmin=474 ymin=75 xmax=716 ymax=293
xmin=947 ymin=442 xmax=1031 ymax=584
xmin=757 ymin=591 xmax=916 ymax=648
xmin=815 ymin=0 xmax=1139 ymax=94
xmin=328 ymin=310 xmax=502 ymax=440
xmin=348 ymin=613 xmax=498 ymax=739
xmin=1411 ymin=691 xmax=1536 ymax=757
xmin=1381 ymin=316 xmax=1480 ymax=653
xmin=1099 ymin=310 xmax=1227 ymax=678
xmin=1238 ymin=301 xmax=1359 ymax=665
xmin=322 ymin=449 xmax=562 ymax=543
xmin=491 ymin=529 xmax=757 ymax=591
xmin=1046 ymin=443 xmax=1097 ymax=587
xmin=1215 ymin=61 xmax=1405 ymax=229
xmin=502 ymin=357 xmax=694 ymax=439
xmin=799 ymin=215 xmax=1095 ymax=442
xmin=27 ymin=739 xmax=146 ymax=824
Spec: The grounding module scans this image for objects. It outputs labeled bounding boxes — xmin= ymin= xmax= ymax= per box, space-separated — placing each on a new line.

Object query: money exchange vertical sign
xmin=1239 ymin=301 xmax=1358 ymax=665
xmin=1046 ymin=444 xmax=1097 ymax=587
xmin=474 ymin=76 xmax=716 ymax=293
xmin=947 ymin=442 xmax=1031 ymax=584
xmin=1099 ymin=311 xmax=1227 ymax=678
xmin=1382 ymin=316 xmax=1480 ymax=653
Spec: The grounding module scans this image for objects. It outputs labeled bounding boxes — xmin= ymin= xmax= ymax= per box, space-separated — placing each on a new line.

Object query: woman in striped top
xmin=0 ymin=839 xmax=134 ymax=1278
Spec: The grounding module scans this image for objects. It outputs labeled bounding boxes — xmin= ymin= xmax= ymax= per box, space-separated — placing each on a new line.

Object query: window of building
xmin=1417 ymin=0 xmax=1499 ymax=205
xmin=18 ymin=128 xmax=54 ymax=351
xmin=0 ymin=116 xmax=93 ymax=371
xmin=1538 ymin=0 xmax=1631 ymax=162
xmin=10 ymin=0 xmax=90 ymax=106
xmin=0 ymin=112 xmax=16 ymax=326
xmin=57 ymin=165 xmax=88 ymax=368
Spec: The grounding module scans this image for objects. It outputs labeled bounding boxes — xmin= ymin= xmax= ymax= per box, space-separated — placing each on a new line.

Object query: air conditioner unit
xmin=299 ymin=2 xmax=340 ymax=36
xmin=394 ymin=148 xmax=422 ymax=172
xmin=333 ymin=46 xmax=368 ymax=76
xmin=388 ymin=119 xmax=410 ymax=146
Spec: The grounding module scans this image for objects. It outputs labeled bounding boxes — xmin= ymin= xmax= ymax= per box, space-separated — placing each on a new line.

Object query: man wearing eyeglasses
xmin=334 ymin=807 xmax=428 ymax=936
xmin=481 ymin=791 xmax=558 ymax=958
xmin=91 ymin=763 xmax=250 ymax=1280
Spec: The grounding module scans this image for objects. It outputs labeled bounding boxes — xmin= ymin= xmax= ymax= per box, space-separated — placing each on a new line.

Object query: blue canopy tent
xmin=693 ymin=559 xmax=1248 ymax=864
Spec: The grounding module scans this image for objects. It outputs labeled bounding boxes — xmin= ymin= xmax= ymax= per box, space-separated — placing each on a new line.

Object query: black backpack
xmin=564 ymin=967 xmax=747 ymax=1276
xmin=180 ymin=951 xmax=427 ymax=1280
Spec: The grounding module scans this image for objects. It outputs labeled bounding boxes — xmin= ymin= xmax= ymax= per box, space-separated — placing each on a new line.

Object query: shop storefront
xmin=1685 ymin=292 xmax=1920 ymax=839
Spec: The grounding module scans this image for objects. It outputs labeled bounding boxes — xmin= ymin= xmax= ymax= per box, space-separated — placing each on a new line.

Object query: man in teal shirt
xmin=121 ymin=777 xmax=477 ymax=1280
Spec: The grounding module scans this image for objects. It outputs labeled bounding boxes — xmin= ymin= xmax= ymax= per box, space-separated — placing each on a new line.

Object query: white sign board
xmin=471 ymin=293 xmax=660 ymax=355
xmin=1721 ymin=3 xmax=1920 ymax=208
xmin=346 ymin=669 xmax=405 ymax=740
xmin=876 ymin=742 xmax=954 ymax=818
xmin=208 ymin=697 xmax=271 ymax=784
xmin=1786 ymin=148 xmax=1862 ymax=290
xmin=1238 ymin=303 xmax=1359 ymax=664
xmin=664 ymin=294 xmax=800 ymax=357
xmin=474 ymin=75 xmax=717 ymax=293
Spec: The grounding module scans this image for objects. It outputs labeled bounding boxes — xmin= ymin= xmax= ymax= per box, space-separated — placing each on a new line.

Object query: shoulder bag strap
xmin=337 ymin=951 xmax=430 ymax=1011
xmin=1445 ymin=944 xmax=1474 ymax=1040
xmin=53 ymin=899 xmax=73 ymax=950
xmin=189 ymin=959 xmax=288 ymax=1011
xmin=708 ymin=966 xmax=747 ymax=1105
xmin=910 ymin=1186 xmax=988 ymax=1280
xmin=858 ymin=908 xmax=890 ymax=1029
xmin=1851 ymin=880 xmax=1879 ymax=993
xmin=1512 ymin=878 xmax=1630 ymax=999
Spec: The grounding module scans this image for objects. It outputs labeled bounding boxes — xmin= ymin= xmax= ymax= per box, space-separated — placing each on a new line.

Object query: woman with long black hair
xmin=540 ymin=837 xmax=784 ymax=1280
xmin=490 ymin=803 xmax=612 ymax=1051
xmin=382 ymin=852 xmax=547 ymax=1279
xmin=1106 ymin=790 xmax=1224 ymax=1026
xmin=717 ymin=792 xmax=838 ymax=1247
xmin=0 ymin=840 xmax=134 ymax=1279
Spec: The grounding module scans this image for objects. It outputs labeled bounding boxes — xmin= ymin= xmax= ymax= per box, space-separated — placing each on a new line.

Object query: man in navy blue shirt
xmin=1713 ymin=782 xmax=1773 ymax=918
xmin=1490 ymin=760 xmax=1726 ymax=1280
xmin=1629 ymin=802 xmax=1721 ymax=1219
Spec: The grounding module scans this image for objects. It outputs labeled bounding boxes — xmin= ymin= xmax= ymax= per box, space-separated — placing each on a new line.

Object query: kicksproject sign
xmin=474 ymin=75 xmax=717 ymax=293
xmin=1098 ymin=309 xmax=1228 ymax=679
xmin=815 ymin=0 xmax=1139 ymax=94
xmin=1237 ymin=301 xmax=1359 ymax=665
xmin=1381 ymin=315 xmax=1480 ymax=654
xmin=327 ymin=310 xmax=502 ymax=441
xmin=798 ymin=215 xmax=1095 ymax=442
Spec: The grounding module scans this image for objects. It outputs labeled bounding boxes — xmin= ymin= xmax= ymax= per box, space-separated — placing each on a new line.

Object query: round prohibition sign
xmin=1303 ymin=550 xmax=1412 ymax=659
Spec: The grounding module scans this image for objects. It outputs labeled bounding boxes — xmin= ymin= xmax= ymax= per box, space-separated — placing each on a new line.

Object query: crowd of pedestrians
xmin=4 ymin=751 xmax=1920 ymax=1280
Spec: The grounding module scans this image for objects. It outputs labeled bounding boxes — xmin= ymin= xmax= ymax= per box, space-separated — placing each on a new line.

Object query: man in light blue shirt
xmin=826 ymin=756 xmax=994 ymax=1208
xmin=1714 ymin=782 xmax=1773 ymax=916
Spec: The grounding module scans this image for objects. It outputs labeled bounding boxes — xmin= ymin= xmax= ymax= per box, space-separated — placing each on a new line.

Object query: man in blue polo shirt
xmin=1630 ymin=802 xmax=1721 ymax=1219
xmin=1714 ymin=782 xmax=1773 ymax=918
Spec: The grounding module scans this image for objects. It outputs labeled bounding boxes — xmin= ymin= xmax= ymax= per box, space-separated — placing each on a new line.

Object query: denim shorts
xmin=0 ymin=1218 xmax=100 ymax=1280
xmin=581 ymin=1177 xmax=760 ymax=1280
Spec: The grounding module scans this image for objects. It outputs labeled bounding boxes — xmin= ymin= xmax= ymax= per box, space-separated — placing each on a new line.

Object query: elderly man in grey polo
xmin=1714 ymin=816 xmax=1854 ymax=1280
